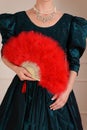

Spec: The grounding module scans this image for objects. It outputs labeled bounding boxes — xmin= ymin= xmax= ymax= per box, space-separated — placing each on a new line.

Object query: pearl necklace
xmin=33 ymin=5 xmax=57 ymax=23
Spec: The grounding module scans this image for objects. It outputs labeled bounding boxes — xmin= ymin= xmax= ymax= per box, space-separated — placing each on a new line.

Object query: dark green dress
xmin=0 ymin=11 xmax=87 ymax=130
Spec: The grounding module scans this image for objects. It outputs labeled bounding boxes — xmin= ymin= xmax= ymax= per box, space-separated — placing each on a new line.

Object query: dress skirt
xmin=0 ymin=75 xmax=83 ymax=130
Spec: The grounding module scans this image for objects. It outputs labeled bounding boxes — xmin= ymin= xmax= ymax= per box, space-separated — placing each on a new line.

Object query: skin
xmin=1 ymin=0 xmax=77 ymax=110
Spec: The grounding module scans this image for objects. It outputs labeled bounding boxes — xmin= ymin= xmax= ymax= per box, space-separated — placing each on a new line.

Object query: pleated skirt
xmin=0 ymin=75 xmax=83 ymax=130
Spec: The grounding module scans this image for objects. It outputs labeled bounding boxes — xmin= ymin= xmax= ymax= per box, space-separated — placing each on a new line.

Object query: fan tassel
xmin=22 ymin=81 xmax=26 ymax=93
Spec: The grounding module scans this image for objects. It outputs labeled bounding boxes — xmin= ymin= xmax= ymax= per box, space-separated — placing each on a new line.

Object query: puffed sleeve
xmin=67 ymin=16 xmax=87 ymax=76
xmin=0 ymin=13 xmax=16 ymax=44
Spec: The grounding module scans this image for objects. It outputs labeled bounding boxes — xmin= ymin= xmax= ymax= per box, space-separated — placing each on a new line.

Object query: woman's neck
xmin=35 ymin=0 xmax=55 ymax=13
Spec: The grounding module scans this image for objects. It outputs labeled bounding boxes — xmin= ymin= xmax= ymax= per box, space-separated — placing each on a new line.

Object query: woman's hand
xmin=14 ymin=66 xmax=35 ymax=81
xmin=1 ymin=56 xmax=35 ymax=81
xmin=49 ymin=89 xmax=71 ymax=110
xmin=49 ymin=71 xmax=77 ymax=110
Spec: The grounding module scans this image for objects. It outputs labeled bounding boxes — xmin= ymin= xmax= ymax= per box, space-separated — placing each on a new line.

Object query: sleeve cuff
xmin=69 ymin=65 xmax=80 ymax=76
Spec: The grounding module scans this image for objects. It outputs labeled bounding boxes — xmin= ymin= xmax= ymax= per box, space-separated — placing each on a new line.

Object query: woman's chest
xmin=15 ymin=13 xmax=72 ymax=51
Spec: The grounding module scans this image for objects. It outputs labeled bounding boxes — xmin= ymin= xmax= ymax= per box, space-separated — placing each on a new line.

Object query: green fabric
xmin=0 ymin=76 xmax=83 ymax=130
xmin=0 ymin=11 xmax=87 ymax=130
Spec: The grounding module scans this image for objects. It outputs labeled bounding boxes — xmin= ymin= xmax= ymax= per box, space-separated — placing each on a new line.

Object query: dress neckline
xmin=23 ymin=11 xmax=66 ymax=29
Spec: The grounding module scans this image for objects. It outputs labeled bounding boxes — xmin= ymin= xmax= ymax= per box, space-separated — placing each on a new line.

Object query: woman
xmin=0 ymin=0 xmax=87 ymax=129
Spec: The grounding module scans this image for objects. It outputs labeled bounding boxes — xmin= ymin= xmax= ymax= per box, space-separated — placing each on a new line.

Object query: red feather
xmin=2 ymin=31 xmax=70 ymax=95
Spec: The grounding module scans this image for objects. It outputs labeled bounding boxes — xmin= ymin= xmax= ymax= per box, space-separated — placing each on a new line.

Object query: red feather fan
xmin=2 ymin=31 xmax=70 ymax=95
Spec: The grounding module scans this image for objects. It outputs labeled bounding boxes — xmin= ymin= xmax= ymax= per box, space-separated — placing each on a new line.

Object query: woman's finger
xmin=50 ymin=98 xmax=60 ymax=109
xmin=50 ymin=100 xmax=66 ymax=110
xmin=51 ymin=94 xmax=58 ymax=101
xmin=23 ymin=75 xmax=36 ymax=81
xmin=20 ymin=72 xmax=35 ymax=81
xmin=50 ymin=95 xmax=62 ymax=107
xmin=23 ymin=69 xmax=32 ymax=77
